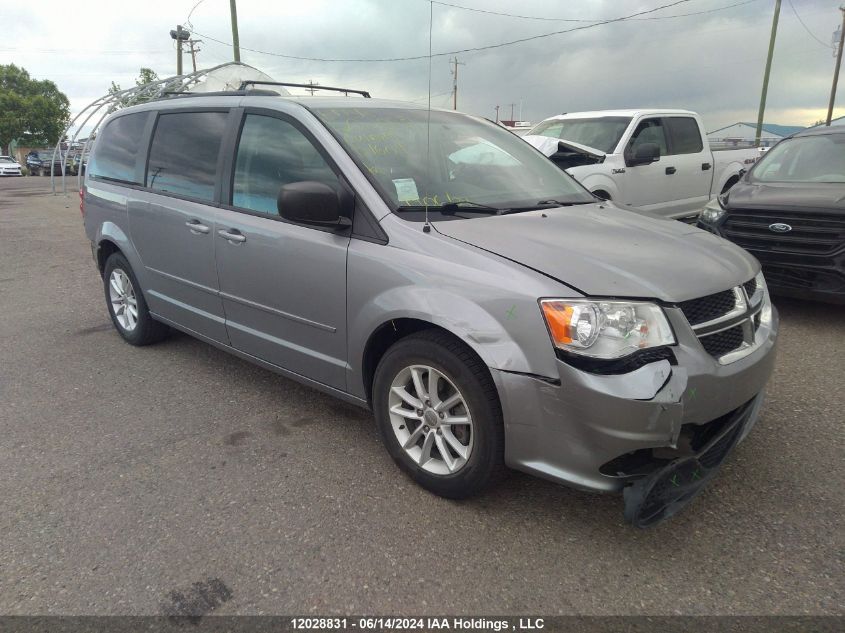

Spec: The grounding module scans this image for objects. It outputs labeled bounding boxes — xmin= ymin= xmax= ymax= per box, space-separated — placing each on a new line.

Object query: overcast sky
xmin=2 ymin=0 xmax=843 ymax=131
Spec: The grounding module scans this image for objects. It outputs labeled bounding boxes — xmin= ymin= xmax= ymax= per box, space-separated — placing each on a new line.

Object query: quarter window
xmin=665 ymin=117 xmax=704 ymax=154
xmin=146 ymin=111 xmax=228 ymax=201
xmin=89 ymin=112 xmax=149 ymax=184
xmin=232 ymin=114 xmax=339 ymax=216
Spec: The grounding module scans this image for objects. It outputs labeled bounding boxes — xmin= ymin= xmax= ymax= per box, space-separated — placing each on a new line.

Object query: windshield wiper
xmin=498 ymin=199 xmax=593 ymax=214
xmin=396 ymin=201 xmax=502 ymax=215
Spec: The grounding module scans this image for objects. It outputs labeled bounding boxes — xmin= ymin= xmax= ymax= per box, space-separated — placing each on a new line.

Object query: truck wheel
xmin=103 ymin=252 xmax=169 ymax=346
xmin=372 ymin=330 xmax=505 ymax=499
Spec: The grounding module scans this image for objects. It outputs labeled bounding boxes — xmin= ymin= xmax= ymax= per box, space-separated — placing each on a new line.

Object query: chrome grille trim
xmin=684 ymin=281 xmax=766 ymax=364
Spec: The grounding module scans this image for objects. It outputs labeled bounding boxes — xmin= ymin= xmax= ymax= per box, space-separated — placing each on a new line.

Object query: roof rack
xmin=237 ymin=80 xmax=371 ymax=98
xmin=160 ymin=89 xmax=281 ymax=98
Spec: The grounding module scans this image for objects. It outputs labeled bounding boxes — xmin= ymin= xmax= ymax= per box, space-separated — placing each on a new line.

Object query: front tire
xmin=103 ymin=252 xmax=168 ymax=346
xmin=373 ymin=330 xmax=505 ymax=499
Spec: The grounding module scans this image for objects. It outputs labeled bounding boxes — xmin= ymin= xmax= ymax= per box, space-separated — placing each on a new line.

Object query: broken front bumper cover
xmin=622 ymin=393 xmax=763 ymax=528
xmin=493 ymin=304 xmax=777 ymax=525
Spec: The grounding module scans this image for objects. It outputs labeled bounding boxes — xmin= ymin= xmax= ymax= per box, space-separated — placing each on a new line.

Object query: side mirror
xmin=626 ymin=142 xmax=660 ymax=167
xmin=277 ymin=181 xmax=353 ymax=230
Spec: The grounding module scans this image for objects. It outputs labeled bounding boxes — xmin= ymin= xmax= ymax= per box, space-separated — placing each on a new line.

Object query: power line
xmin=787 ymin=0 xmax=833 ymax=49
xmin=430 ymin=0 xmax=762 ymax=22
xmin=0 ymin=47 xmax=170 ymax=55
xmin=185 ymin=0 xmax=209 ymax=29
xmin=191 ymin=0 xmax=697 ymax=63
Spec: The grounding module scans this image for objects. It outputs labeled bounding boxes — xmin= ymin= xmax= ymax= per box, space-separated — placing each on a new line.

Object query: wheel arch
xmin=577 ymin=173 xmax=619 ymax=202
xmin=94 ymin=220 xmax=145 ymax=283
xmin=361 ymin=318 xmax=491 ymax=407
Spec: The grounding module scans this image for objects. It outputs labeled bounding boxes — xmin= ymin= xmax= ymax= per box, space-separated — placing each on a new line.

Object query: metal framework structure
xmin=49 ymin=62 xmax=266 ymax=195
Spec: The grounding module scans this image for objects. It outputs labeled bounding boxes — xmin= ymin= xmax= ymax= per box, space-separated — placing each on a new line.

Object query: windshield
xmin=527 ymin=117 xmax=632 ymax=154
xmin=750 ymin=134 xmax=845 ymax=183
xmin=0 ymin=157 xmax=14 ymax=163
xmin=313 ymin=107 xmax=594 ymax=219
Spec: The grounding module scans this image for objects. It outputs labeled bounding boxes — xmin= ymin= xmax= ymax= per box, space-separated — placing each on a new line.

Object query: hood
xmin=725 ymin=180 xmax=845 ymax=213
xmin=523 ymin=135 xmax=606 ymax=160
xmin=433 ymin=203 xmax=758 ymax=302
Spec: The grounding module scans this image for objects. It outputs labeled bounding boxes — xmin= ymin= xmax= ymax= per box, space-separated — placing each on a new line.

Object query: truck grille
xmin=762 ymin=265 xmax=845 ymax=293
xmin=721 ymin=210 xmax=845 ymax=257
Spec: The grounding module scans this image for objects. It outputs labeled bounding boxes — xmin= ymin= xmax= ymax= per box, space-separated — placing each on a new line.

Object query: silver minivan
xmin=82 ymin=85 xmax=778 ymax=526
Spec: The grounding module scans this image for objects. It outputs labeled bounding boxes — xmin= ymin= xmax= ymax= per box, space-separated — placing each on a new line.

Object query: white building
xmin=706 ymin=122 xmax=805 ymax=148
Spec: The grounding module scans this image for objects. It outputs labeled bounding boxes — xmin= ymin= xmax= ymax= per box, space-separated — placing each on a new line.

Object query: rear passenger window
xmin=89 ymin=112 xmax=149 ymax=184
xmin=146 ymin=111 xmax=228 ymax=201
xmin=232 ymin=115 xmax=338 ymax=216
xmin=665 ymin=117 xmax=704 ymax=154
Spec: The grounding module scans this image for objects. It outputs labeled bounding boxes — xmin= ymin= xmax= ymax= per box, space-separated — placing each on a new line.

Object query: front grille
xmin=762 ymin=265 xmax=845 ymax=293
xmin=699 ymin=325 xmax=745 ymax=357
xmin=743 ymin=278 xmax=757 ymax=298
xmin=678 ymin=289 xmax=736 ymax=326
xmin=722 ymin=210 xmax=845 ymax=256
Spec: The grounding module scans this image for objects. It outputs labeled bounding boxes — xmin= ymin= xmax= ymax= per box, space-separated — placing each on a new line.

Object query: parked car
xmin=0 ymin=155 xmax=23 ymax=176
xmin=82 ymin=92 xmax=778 ymax=527
xmin=65 ymin=151 xmax=87 ymax=176
xmin=698 ymin=126 xmax=845 ymax=304
xmin=26 ymin=150 xmax=63 ymax=176
xmin=523 ymin=110 xmax=759 ymax=219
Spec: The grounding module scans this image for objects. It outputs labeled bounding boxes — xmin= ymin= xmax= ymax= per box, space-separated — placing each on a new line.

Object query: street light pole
xmin=827 ymin=6 xmax=845 ymax=125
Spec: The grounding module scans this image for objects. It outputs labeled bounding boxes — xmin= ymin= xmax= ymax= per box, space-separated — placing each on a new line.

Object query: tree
xmin=0 ymin=64 xmax=70 ymax=154
xmin=108 ymin=68 xmax=160 ymax=111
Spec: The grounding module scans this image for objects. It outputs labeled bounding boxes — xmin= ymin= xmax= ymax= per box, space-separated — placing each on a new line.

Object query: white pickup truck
xmin=523 ymin=109 xmax=759 ymax=219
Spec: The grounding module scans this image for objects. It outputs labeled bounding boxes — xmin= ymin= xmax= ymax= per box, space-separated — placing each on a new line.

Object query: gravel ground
xmin=0 ymin=176 xmax=842 ymax=616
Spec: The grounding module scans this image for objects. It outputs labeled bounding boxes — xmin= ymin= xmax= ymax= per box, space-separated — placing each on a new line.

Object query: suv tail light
xmin=79 ymin=186 xmax=85 ymax=218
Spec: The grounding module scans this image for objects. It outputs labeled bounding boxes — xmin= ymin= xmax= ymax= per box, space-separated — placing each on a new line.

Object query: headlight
xmin=755 ymin=271 xmax=773 ymax=328
xmin=700 ymin=198 xmax=726 ymax=224
xmin=540 ymin=299 xmax=676 ymax=359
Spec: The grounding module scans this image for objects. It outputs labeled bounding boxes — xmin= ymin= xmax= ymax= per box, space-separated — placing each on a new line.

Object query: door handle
xmin=702 ymin=162 xmax=712 ymax=171
xmin=665 ymin=166 xmax=677 ymax=175
xmin=185 ymin=220 xmax=210 ymax=234
xmin=218 ymin=229 xmax=246 ymax=244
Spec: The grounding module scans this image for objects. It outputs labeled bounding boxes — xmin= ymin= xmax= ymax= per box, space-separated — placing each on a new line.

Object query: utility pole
xmin=450 ymin=57 xmax=465 ymax=110
xmin=230 ymin=0 xmax=241 ymax=62
xmin=188 ymin=39 xmax=202 ymax=73
xmin=170 ymin=25 xmax=190 ymax=75
xmin=306 ymin=80 xmax=319 ymax=95
xmin=509 ymin=103 xmax=516 ymax=121
xmin=494 ymin=105 xmax=500 ymax=123
xmin=827 ymin=6 xmax=845 ymax=125
xmin=755 ymin=0 xmax=781 ymax=147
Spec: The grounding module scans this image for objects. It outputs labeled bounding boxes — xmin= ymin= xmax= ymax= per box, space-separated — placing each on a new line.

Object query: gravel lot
xmin=0 ymin=176 xmax=842 ymax=616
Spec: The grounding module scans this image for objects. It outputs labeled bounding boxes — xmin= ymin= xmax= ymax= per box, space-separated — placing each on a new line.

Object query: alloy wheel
xmin=108 ymin=269 xmax=139 ymax=332
xmin=388 ymin=364 xmax=473 ymax=475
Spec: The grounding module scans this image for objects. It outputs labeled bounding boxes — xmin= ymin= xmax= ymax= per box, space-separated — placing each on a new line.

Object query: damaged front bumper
xmin=494 ymin=304 xmax=778 ymax=503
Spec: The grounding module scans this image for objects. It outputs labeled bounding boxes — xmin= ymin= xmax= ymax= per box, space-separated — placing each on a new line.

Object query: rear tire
xmin=103 ymin=252 xmax=168 ymax=346
xmin=372 ymin=330 xmax=505 ymax=499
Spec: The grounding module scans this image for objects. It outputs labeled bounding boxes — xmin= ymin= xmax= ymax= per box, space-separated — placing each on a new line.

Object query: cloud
xmin=2 ymin=0 xmax=844 ymax=129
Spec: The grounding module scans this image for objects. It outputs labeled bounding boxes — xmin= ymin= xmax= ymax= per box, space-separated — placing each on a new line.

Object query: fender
xmin=346 ymin=278 xmax=563 ymax=400
xmin=716 ymin=161 xmax=745 ymax=194
xmin=575 ymin=172 xmax=620 ymax=201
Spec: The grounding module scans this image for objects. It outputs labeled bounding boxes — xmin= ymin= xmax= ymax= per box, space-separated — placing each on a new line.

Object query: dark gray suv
xmin=82 ymin=88 xmax=778 ymax=526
